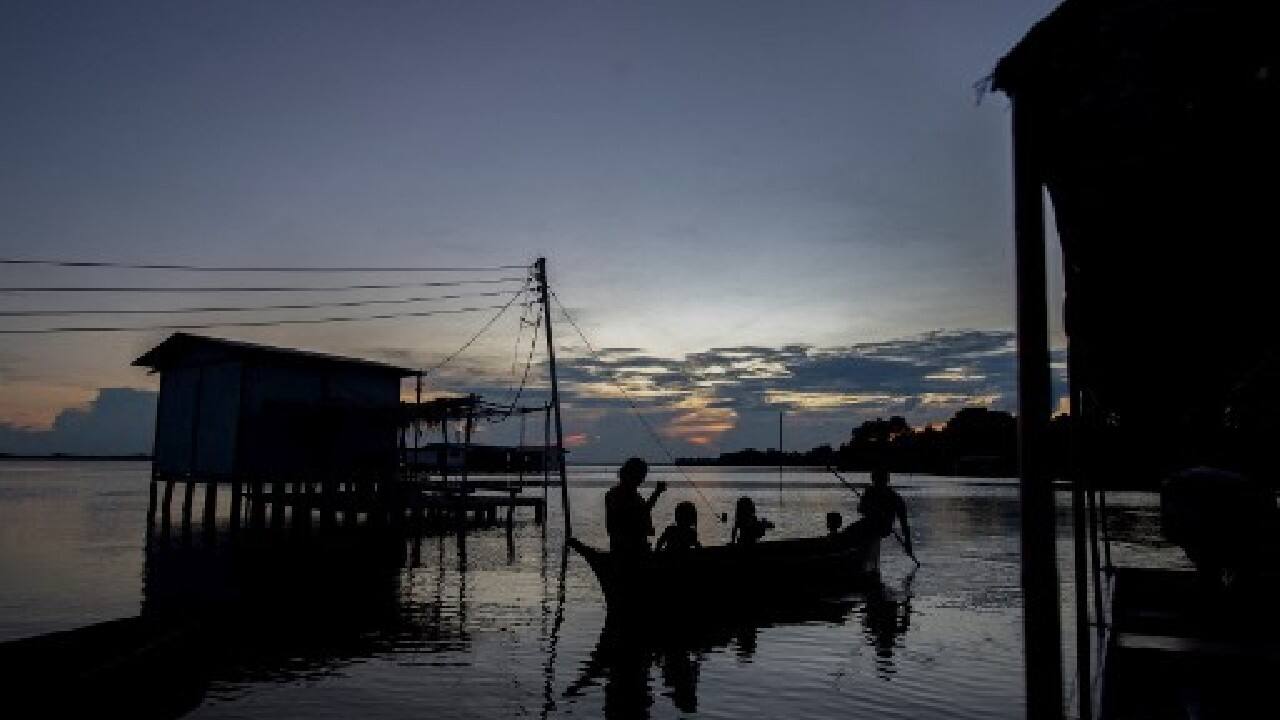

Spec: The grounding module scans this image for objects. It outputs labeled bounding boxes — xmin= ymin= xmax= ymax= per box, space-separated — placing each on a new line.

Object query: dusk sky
xmin=1 ymin=1 xmax=1066 ymax=462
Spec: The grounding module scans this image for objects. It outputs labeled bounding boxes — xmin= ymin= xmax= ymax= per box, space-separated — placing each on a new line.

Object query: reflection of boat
xmin=568 ymin=533 xmax=879 ymax=610
xmin=563 ymin=585 xmax=911 ymax=719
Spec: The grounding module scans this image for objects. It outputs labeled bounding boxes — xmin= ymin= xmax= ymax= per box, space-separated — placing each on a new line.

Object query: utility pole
xmin=535 ymin=257 xmax=572 ymax=537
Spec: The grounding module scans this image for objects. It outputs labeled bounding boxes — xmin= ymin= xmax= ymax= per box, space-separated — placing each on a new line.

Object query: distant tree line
xmin=677 ymin=407 xmax=1075 ymax=478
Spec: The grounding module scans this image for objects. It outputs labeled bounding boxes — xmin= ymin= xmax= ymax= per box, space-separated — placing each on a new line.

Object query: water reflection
xmin=862 ymin=569 xmax=915 ymax=678
xmin=564 ymin=582 xmax=914 ymax=719
xmin=132 ymin=523 xmax=485 ymax=718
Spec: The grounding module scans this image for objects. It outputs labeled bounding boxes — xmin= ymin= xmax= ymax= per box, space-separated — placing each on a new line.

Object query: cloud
xmin=549 ymin=330 xmax=1067 ymax=459
xmin=0 ymin=388 xmax=156 ymax=455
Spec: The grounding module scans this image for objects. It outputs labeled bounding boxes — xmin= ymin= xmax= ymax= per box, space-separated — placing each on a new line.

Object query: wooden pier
xmin=148 ymin=475 xmax=548 ymax=538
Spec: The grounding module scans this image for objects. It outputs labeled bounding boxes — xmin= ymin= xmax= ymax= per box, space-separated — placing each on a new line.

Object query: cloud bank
xmin=0 ymin=388 xmax=156 ymax=455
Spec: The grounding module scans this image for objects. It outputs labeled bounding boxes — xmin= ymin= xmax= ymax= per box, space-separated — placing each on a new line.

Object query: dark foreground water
xmin=0 ymin=461 xmax=1183 ymax=718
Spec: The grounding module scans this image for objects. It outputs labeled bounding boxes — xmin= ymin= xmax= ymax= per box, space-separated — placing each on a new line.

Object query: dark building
xmin=134 ymin=333 xmax=415 ymax=480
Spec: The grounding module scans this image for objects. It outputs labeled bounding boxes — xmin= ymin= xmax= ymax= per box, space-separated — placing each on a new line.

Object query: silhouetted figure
xmin=845 ymin=469 xmax=913 ymax=556
xmin=730 ymin=497 xmax=774 ymax=545
xmin=655 ymin=501 xmax=701 ymax=553
xmin=605 ymin=457 xmax=667 ymax=555
xmin=826 ymin=511 xmax=843 ymax=536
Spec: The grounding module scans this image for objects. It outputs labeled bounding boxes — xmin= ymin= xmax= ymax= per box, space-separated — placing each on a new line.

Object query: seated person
xmin=730 ymin=497 xmax=775 ymax=545
xmin=826 ymin=511 xmax=844 ymax=536
xmin=656 ymin=501 xmax=701 ymax=553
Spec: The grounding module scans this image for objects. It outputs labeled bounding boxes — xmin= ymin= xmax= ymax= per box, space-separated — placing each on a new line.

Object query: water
xmin=0 ymin=461 xmax=1184 ymax=718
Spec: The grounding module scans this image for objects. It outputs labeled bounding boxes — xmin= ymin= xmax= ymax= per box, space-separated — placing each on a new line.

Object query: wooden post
xmin=462 ymin=396 xmax=474 ymax=499
xmin=271 ymin=480 xmax=285 ymax=530
xmin=181 ymin=479 xmax=195 ymax=540
xmin=535 ymin=258 xmax=572 ymax=537
xmin=160 ymin=477 xmax=176 ymax=536
xmin=147 ymin=478 xmax=158 ymax=531
xmin=320 ymin=477 xmax=336 ymax=529
xmin=291 ymin=480 xmax=304 ymax=528
xmin=251 ymin=479 xmax=266 ymax=529
xmin=203 ymin=480 xmax=218 ymax=537
xmin=344 ymin=480 xmax=358 ymax=527
xmin=414 ymin=373 xmax=423 ymax=482
xmin=229 ymin=479 xmax=243 ymax=533
xmin=1012 ymin=97 xmax=1064 ymax=720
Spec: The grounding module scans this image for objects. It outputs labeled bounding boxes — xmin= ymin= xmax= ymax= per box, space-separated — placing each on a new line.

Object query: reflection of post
xmin=539 ymin=545 xmax=570 ymax=720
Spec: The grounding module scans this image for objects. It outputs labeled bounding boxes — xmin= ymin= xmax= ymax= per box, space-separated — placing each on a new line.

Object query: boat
xmin=568 ymin=531 xmax=880 ymax=611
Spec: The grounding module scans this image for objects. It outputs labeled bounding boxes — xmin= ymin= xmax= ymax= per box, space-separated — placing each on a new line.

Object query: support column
xmin=1013 ymin=97 xmax=1063 ymax=720
xmin=180 ymin=480 xmax=196 ymax=541
xmin=203 ymin=480 xmax=218 ymax=538
xmin=160 ymin=477 xmax=176 ymax=536
xmin=229 ymin=479 xmax=243 ymax=533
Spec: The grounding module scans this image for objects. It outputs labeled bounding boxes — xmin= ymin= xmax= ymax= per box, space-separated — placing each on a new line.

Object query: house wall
xmin=152 ymin=362 xmax=241 ymax=477
xmin=237 ymin=364 xmax=400 ymax=478
xmin=152 ymin=357 xmax=400 ymax=480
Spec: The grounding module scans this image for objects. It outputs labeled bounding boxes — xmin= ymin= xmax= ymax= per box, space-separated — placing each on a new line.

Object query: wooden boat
xmin=568 ymin=531 xmax=880 ymax=611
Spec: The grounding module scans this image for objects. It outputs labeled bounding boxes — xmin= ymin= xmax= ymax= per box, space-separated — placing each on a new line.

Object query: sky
xmin=0 ymin=0 xmax=1066 ymax=462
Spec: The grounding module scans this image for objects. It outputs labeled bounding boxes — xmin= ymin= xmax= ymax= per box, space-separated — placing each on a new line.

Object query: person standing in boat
xmin=848 ymin=468 xmax=913 ymax=557
xmin=605 ymin=457 xmax=667 ymax=555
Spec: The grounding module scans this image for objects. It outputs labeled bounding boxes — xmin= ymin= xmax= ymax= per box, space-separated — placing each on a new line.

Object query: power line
xmin=0 ymin=304 xmax=509 ymax=334
xmin=421 ymin=283 xmax=531 ymax=377
xmin=0 ymin=278 xmax=526 ymax=293
xmin=549 ymin=290 xmax=723 ymax=520
xmin=0 ymin=258 xmax=531 ymax=272
xmin=499 ymin=311 xmax=542 ymax=417
xmin=0 ymin=290 xmax=521 ymax=317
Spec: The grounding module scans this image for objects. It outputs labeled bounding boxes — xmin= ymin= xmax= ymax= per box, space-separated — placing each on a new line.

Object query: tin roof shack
xmin=134 ymin=333 xmax=415 ymax=480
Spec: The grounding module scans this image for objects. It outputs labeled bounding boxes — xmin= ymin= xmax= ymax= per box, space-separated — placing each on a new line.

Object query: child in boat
xmin=655 ymin=501 xmax=701 ymax=553
xmin=730 ymin=497 xmax=775 ymax=545
xmin=826 ymin=511 xmax=844 ymax=536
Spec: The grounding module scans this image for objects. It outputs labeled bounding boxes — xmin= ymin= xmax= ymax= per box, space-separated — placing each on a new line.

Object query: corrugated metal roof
xmin=132 ymin=332 xmax=416 ymax=375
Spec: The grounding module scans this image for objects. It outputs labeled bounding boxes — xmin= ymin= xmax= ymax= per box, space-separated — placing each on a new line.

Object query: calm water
xmin=0 ymin=461 xmax=1183 ymax=718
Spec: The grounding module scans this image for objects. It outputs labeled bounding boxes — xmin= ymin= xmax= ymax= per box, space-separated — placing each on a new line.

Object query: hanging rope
xmin=421 ymin=275 xmax=533 ymax=377
xmin=549 ymin=290 xmax=726 ymax=523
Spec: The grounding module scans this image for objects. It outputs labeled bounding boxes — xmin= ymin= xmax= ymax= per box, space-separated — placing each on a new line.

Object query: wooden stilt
xmin=320 ymin=478 xmax=336 ymax=529
xmin=250 ymin=479 xmax=266 ymax=529
xmin=292 ymin=480 xmax=304 ymax=528
xmin=271 ymin=480 xmax=285 ymax=530
xmin=147 ymin=478 xmax=158 ymax=531
xmin=203 ymin=480 xmax=217 ymax=538
xmin=160 ymin=477 xmax=176 ymax=536
xmin=229 ymin=479 xmax=243 ymax=533
xmin=344 ymin=480 xmax=357 ymax=527
xmin=180 ymin=480 xmax=195 ymax=541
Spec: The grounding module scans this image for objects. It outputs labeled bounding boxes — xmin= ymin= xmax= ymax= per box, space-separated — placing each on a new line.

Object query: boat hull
xmin=569 ymin=534 xmax=880 ymax=611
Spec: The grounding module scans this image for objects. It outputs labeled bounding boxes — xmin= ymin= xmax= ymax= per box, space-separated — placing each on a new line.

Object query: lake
xmin=0 ymin=461 xmax=1183 ymax=718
